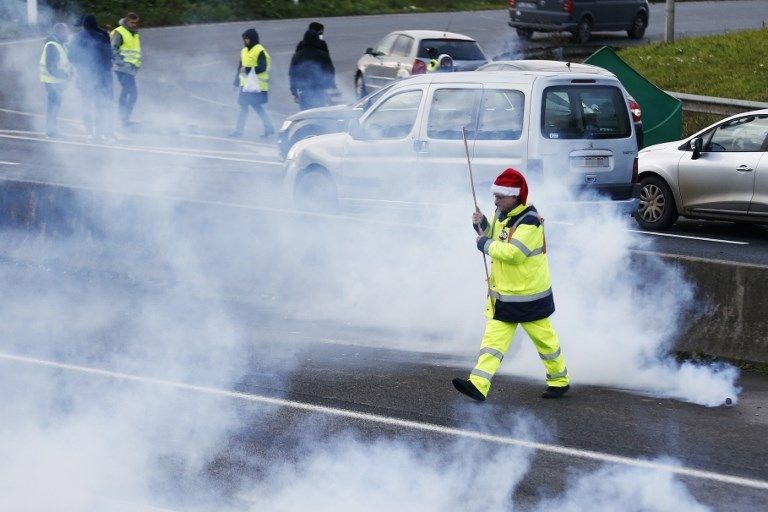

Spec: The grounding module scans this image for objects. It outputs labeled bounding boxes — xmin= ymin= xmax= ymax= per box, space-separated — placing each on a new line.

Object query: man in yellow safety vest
xmin=110 ymin=12 xmax=141 ymax=127
xmin=453 ymin=168 xmax=570 ymax=401
xmin=39 ymin=23 xmax=73 ymax=138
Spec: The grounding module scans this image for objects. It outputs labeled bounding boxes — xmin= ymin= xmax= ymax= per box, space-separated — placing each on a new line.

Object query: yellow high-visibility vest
xmin=111 ymin=26 xmax=142 ymax=68
xmin=39 ymin=41 xmax=72 ymax=83
xmin=239 ymin=44 xmax=271 ymax=92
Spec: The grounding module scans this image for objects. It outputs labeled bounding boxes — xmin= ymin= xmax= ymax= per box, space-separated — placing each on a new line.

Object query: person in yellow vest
xmin=453 ymin=168 xmax=570 ymax=401
xmin=110 ymin=12 xmax=141 ymax=128
xmin=39 ymin=23 xmax=73 ymax=138
xmin=229 ymin=28 xmax=274 ymax=138
xmin=425 ymin=47 xmax=440 ymax=72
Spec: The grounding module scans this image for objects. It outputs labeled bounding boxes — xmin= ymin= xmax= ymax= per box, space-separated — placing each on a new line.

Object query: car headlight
xmin=280 ymin=120 xmax=293 ymax=132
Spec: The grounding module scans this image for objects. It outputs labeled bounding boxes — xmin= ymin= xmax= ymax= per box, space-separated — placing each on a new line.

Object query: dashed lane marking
xmin=0 ymin=161 xmax=20 ymax=166
xmin=1 ymin=351 xmax=767 ymax=492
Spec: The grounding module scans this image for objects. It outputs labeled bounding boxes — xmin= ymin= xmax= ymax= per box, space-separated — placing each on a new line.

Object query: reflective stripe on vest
xmin=112 ymin=26 xmax=142 ymax=67
xmin=39 ymin=41 xmax=71 ymax=83
xmin=500 ymin=210 xmax=546 ymax=256
xmin=489 ymin=287 xmax=552 ymax=303
xmin=427 ymin=59 xmax=438 ymax=72
xmin=239 ymin=44 xmax=271 ymax=92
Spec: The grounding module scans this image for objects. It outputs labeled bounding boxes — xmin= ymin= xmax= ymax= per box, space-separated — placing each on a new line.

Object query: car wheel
xmin=572 ymin=17 xmax=592 ymax=44
xmin=634 ymin=176 xmax=678 ymax=230
xmin=516 ymin=28 xmax=533 ymax=40
xmin=294 ymin=168 xmax=338 ymax=212
xmin=627 ymin=13 xmax=647 ymax=39
xmin=355 ymin=74 xmax=367 ymax=99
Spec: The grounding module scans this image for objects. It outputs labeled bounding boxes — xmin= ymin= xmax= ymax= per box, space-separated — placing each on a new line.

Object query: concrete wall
xmin=659 ymin=254 xmax=768 ymax=365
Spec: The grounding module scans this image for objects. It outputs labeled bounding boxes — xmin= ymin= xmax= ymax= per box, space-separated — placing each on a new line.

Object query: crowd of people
xmin=39 ymin=16 xmax=338 ymax=142
xmin=40 ymin=12 xmax=142 ymax=140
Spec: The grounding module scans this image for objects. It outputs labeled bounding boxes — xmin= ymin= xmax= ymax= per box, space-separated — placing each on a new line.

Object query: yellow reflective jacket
xmin=39 ymin=40 xmax=72 ymax=83
xmin=239 ymin=44 xmax=271 ymax=92
xmin=477 ymin=203 xmax=554 ymax=322
xmin=111 ymin=26 xmax=142 ymax=68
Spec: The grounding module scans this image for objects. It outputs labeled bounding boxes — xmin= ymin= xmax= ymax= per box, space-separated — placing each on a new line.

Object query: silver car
xmin=635 ymin=109 xmax=768 ymax=230
xmin=354 ymin=30 xmax=488 ymax=98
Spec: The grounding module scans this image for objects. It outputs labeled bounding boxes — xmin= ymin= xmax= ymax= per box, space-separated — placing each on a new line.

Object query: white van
xmin=283 ymin=70 xmax=640 ymax=212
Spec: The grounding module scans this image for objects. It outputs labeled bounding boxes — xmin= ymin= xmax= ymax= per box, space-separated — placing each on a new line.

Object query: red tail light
xmin=509 ymin=0 xmax=516 ymax=7
xmin=412 ymin=59 xmax=427 ymax=75
xmin=564 ymin=0 xmax=573 ymax=13
xmin=632 ymin=157 xmax=639 ymax=184
xmin=628 ymin=99 xmax=642 ymax=123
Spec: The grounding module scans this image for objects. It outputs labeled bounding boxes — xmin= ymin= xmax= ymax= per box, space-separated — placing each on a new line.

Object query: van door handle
xmin=736 ymin=165 xmax=753 ymax=172
xmin=414 ymin=139 xmax=428 ymax=152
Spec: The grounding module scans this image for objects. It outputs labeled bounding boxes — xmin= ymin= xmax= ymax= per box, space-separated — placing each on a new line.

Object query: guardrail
xmin=667 ymin=92 xmax=768 ymax=116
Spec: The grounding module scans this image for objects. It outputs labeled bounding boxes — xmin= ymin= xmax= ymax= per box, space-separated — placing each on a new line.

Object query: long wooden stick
xmin=462 ymin=126 xmax=490 ymax=285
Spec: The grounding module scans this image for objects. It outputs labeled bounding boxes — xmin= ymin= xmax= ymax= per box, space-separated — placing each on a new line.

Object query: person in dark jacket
xmin=69 ymin=14 xmax=114 ymax=142
xmin=229 ymin=28 xmax=274 ymax=138
xmin=289 ymin=30 xmax=336 ymax=110
xmin=295 ymin=22 xmax=330 ymax=55
xmin=39 ymin=23 xmax=73 ymax=138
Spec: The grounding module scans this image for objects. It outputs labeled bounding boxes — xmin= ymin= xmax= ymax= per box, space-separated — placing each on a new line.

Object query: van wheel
xmin=355 ymin=74 xmax=367 ymax=99
xmin=634 ymin=176 xmax=678 ymax=230
xmin=294 ymin=168 xmax=338 ymax=212
xmin=573 ymin=18 xmax=592 ymax=44
xmin=516 ymin=28 xmax=533 ymax=40
xmin=627 ymin=13 xmax=647 ymax=39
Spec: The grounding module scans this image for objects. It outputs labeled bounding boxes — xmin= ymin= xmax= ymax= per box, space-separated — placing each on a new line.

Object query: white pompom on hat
xmin=491 ymin=168 xmax=528 ymax=203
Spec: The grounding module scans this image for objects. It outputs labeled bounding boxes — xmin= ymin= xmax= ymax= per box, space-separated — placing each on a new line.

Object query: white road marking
xmin=628 ymin=228 xmax=749 ymax=245
xmin=0 ymin=161 xmax=20 ymax=166
xmin=0 ymin=132 xmax=282 ymax=167
xmin=1 ymin=351 xmax=766 ymax=491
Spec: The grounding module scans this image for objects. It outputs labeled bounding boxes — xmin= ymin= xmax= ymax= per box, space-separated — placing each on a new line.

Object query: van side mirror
xmin=365 ymin=47 xmax=375 ymax=55
xmin=691 ymin=137 xmax=703 ymax=160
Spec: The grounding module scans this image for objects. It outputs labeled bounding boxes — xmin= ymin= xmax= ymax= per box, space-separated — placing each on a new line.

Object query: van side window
xmin=363 ymin=90 xmax=423 ymax=140
xmin=477 ymin=89 xmax=524 ymax=140
xmin=427 ymin=89 xmax=479 ymax=140
xmin=542 ymin=86 xmax=631 ymax=140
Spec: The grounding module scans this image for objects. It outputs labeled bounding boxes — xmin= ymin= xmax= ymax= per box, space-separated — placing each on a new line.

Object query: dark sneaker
xmin=452 ymin=378 xmax=486 ymax=402
xmin=541 ymin=385 xmax=570 ymax=399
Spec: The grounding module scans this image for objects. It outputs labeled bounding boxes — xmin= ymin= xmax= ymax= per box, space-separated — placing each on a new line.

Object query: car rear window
xmin=417 ymin=39 xmax=485 ymax=60
xmin=541 ymin=85 xmax=631 ymax=140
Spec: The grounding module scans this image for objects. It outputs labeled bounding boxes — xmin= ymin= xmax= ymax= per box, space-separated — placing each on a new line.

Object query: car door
xmin=414 ymin=85 xmax=482 ymax=199
xmin=678 ymin=115 xmax=766 ymax=215
xmin=594 ymin=0 xmax=632 ymax=30
xmin=363 ymin=33 xmax=398 ymax=92
xmin=338 ymin=88 xmax=426 ymax=205
xmin=388 ymin=35 xmax=415 ymax=81
xmin=744 ymin=116 xmax=768 ymax=217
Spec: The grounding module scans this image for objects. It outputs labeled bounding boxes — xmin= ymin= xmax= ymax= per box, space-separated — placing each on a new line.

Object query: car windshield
xmin=542 ymin=86 xmax=631 ymax=139
xmin=352 ymin=82 xmax=397 ymax=110
xmin=417 ymin=39 xmax=485 ymax=60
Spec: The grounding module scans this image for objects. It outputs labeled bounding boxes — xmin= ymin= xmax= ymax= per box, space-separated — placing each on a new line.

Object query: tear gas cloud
xmin=0 ymin=14 xmax=739 ymax=511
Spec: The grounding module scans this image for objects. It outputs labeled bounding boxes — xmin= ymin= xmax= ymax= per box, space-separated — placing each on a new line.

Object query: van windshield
xmin=417 ymin=39 xmax=485 ymax=60
xmin=541 ymin=86 xmax=631 ymax=140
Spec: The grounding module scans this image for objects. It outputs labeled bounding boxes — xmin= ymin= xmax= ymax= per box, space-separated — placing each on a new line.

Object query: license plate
xmin=517 ymin=2 xmax=536 ymax=9
xmin=576 ymin=156 xmax=609 ymax=168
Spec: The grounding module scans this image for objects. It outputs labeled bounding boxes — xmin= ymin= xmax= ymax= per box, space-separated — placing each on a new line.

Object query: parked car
xmin=476 ymin=60 xmax=643 ymax=147
xmin=354 ymin=30 xmax=488 ymax=98
xmin=508 ymin=0 xmax=650 ymax=44
xmin=285 ymin=70 xmax=640 ymax=212
xmin=277 ymin=81 xmax=403 ymax=159
xmin=635 ymin=109 xmax=768 ymax=230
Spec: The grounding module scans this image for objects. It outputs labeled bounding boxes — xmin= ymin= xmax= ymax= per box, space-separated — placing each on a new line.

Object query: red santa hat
xmin=491 ymin=168 xmax=528 ymax=203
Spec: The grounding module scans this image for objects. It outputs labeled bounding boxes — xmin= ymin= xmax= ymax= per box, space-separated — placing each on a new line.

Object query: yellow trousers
xmin=468 ymin=317 xmax=569 ymax=397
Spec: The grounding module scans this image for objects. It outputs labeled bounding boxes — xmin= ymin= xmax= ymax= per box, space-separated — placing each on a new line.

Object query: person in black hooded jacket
xmin=69 ymin=14 xmax=114 ymax=141
xmin=289 ymin=30 xmax=336 ymax=110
